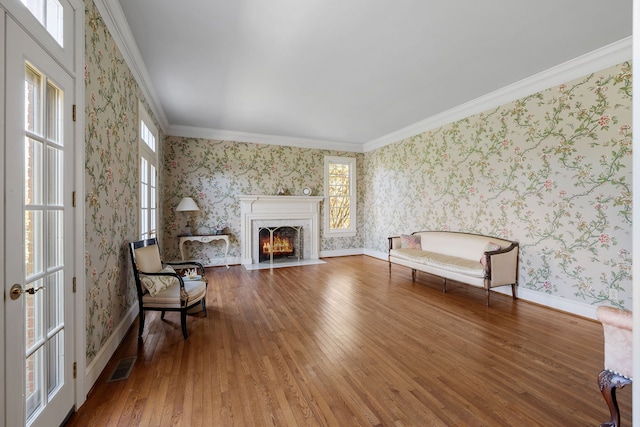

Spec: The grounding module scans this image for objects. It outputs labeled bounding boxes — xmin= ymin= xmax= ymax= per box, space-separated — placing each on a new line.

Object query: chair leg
xmin=161 ymin=310 xmax=166 ymax=320
xmin=138 ymin=310 xmax=145 ymax=338
xmin=598 ymin=369 xmax=632 ymax=427
xmin=201 ymin=299 xmax=208 ymax=317
xmin=180 ymin=310 xmax=188 ymax=339
xmin=511 ymin=283 xmax=517 ymax=300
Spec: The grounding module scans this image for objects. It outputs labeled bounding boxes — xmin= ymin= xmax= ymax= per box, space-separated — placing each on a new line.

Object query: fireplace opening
xmin=259 ymin=226 xmax=303 ymax=263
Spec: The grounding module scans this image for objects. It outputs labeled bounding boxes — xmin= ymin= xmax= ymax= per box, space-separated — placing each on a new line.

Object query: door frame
xmin=0 ymin=0 xmax=86 ymax=421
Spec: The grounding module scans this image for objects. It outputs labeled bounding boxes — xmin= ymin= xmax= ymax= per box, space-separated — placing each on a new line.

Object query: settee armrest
xmin=388 ymin=236 xmax=401 ymax=253
xmin=485 ymin=242 xmax=519 ymax=288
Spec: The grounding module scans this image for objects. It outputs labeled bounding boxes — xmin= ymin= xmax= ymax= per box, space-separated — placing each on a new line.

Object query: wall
xmin=162 ymin=137 xmax=364 ymax=263
xmin=84 ymin=0 xmax=163 ymax=363
xmin=364 ymin=62 xmax=632 ymax=309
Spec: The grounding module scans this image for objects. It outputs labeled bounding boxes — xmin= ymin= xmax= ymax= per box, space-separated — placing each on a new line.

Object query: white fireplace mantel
xmin=239 ymin=195 xmax=324 ymax=266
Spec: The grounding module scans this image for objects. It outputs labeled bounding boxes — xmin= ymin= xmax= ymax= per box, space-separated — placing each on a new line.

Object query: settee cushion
xmin=400 ymin=234 xmax=421 ymax=249
xmin=390 ymin=248 xmax=485 ymax=278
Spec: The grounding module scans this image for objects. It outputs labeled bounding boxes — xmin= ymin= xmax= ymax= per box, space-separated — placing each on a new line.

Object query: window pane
xmin=21 ymin=0 xmax=64 ymax=47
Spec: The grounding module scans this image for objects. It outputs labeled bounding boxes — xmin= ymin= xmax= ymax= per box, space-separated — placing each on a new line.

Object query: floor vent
xmin=106 ymin=356 xmax=136 ymax=382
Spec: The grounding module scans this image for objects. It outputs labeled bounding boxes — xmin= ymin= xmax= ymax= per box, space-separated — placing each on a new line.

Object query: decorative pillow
xmin=141 ymin=265 xmax=179 ymax=297
xmin=400 ymin=234 xmax=421 ymax=249
xmin=480 ymin=242 xmax=502 ymax=266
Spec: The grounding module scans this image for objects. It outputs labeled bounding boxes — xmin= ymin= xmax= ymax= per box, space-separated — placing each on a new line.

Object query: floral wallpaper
xmin=84 ymin=0 xmax=163 ymax=362
xmin=364 ymin=62 xmax=632 ymax=309
xmin=82 ymin=0 xmax=631 ymax=367
xmin=162 ymin=139 xmax=365 ymax=263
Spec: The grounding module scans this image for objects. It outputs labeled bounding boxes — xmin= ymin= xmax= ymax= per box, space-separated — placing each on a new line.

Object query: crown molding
xmin=167 ymin=125 xmax=364 ymax=153
xmin=363 ymin=37 xmax=632 ymax=152
xmin=93 ymin=0 xmax=168 ymax=132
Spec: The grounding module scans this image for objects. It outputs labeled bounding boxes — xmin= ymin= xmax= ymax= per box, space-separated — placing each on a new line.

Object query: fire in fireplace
xmin=259 ymin=226 xmax=302 ymax=263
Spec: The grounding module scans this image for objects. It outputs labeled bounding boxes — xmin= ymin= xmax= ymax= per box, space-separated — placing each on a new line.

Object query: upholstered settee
xmin=388 ymin=231 xmax=519 ymax=305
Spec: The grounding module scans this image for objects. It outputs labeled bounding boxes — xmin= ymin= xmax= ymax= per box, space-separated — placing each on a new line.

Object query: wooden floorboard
xmin=65 ymin=255 xmax=632 ymax=426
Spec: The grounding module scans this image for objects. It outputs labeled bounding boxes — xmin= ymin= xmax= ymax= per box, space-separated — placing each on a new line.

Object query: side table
xmin=179 ymin=234 xmax=230 ymax=269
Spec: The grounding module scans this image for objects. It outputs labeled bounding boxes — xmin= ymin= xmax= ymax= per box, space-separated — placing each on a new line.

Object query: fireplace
xmin=238 ymin=195 xmax=323 ymax=267
xmin=258 ymin=226 xmax=303 ymax=263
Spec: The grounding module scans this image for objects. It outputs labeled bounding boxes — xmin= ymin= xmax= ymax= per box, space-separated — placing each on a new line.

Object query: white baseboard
xmin=203 ymin=256 xmax=242 ymax=267
xmin=363 ymin=248 xmax=597 ymax=319
xmin=85 ymin=304 xmax=138 ymax=392
xmin=320 ymin=248 xmax=365 ymax=258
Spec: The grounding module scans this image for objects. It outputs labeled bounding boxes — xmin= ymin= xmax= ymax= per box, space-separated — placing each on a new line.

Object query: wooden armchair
xmin=129 ymin=238 xmax=208 ymax=339
xmin=596 ymin=305 xmax=633 ymax=427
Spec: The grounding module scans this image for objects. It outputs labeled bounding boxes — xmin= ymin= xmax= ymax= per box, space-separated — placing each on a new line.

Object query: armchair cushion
xmin=142 ymin=279 xmax=207 ymax=309
xmin=141 ymin=265 xmax=179 ymax=297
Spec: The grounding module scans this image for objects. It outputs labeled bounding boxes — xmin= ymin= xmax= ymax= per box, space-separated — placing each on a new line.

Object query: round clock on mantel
xmin=302 ymin=187 xmax=312 ymax=196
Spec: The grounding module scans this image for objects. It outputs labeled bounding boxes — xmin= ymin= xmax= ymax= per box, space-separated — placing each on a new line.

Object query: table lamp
xmin=176 ymin=197 xmax=200 ymax=236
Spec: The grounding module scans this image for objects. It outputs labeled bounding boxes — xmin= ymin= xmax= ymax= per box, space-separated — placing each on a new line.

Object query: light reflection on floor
xmin=243 ymin=259 xmax=326 ymax=270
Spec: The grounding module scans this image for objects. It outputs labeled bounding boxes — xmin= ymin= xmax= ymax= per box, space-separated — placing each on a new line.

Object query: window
xmin=20 ymin=0 xmax=64 ymax=46
xmin=139 ymin=104 xmax=157 ymax=239
xmin=324 ymin=156 xmax=356 ymax=236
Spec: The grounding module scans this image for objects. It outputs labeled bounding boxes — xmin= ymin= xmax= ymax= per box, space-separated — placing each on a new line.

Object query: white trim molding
xmin=93 ymin=0 xmax=168 ymax=132
xmin=168 ymin=125 xmax=364 ymax=153
xmin=364 ymin=37 xmax=632 ymax=152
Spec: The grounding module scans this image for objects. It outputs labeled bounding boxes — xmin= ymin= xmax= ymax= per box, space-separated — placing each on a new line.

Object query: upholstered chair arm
xmin=596 ymin=306 xmax=633 ymax=379
xmin=166 ymin=260 xmax=206 ymax=276
xmin=485 ymin=243 xmax=519 ymax=288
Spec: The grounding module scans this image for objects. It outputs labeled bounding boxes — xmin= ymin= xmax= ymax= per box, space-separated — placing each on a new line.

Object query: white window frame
xmin=139 ymin=102 xmax=158 ymax=240
xmin=324 ymin=156 xmax=356 ymax=237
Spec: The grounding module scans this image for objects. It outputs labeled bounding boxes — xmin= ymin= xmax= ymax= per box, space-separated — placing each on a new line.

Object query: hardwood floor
xmin=65 ymin=256 xmax=631 ymax=426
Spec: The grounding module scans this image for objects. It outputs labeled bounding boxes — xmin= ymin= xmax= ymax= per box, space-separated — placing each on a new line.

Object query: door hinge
xmin=73 ymin=277 xmax=76 ymax=293
xmin=72 ymin=104 xmax=76 ymax=122
xmin=73 ymin=362 xmax=77 ymax=379
xmin=72 ymin=191 xmax=76 ymax=207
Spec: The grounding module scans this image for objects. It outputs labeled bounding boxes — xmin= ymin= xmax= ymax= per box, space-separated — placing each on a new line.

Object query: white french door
xmin=4 ymin=16 xmax=75 ymax=426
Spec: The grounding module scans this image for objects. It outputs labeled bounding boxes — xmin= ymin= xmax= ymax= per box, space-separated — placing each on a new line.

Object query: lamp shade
xmin=176 ymin=197 xmax=200 ymax=212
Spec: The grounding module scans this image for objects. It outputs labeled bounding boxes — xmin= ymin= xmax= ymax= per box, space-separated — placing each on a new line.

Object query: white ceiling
xmin=113 ymin=0 xmax=632 ymax=150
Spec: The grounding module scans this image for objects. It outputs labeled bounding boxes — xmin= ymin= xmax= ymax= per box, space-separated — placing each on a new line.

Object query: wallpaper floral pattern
xmin=84 ymin=0 xmax=163 ymax=362
xmin=83 ymin=0 xmax=631 ymax=367
xmin=364 ymin=62 xmax=632 ymax=309
xmin=162 ymin=139 xmax=365 ymax=263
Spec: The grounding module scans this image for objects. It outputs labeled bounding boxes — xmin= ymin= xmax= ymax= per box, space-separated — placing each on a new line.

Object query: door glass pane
xmin=47 ymin=330 xmax=64 ymax=396
xmin=46 ymin=80 xmax=62 ymax=144
xmin=22 ymin=62 xmax=66 ymax=424
xmin=47 ymin=270 xmax=63 ymax=329
xmin=25 ymin=278 xmax=45 ymax=351
xmin=25 ymin=210 xmax=44 ymax=277
xmin=25 ymin=65 xmax=42 ymax=135
xmin=47 ymin=146 xmax=62 ymax=205
xmin=47 ymin=210 xmax=63 ymax=267
xmin=26 ymin=138 xmax=44 ymax=205
xmin=26 ymin=347 xmax=44 ymax=421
